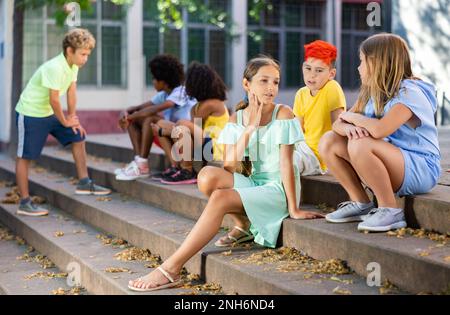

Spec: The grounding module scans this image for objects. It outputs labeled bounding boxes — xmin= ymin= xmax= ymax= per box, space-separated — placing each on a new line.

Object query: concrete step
xmin=26 ymin=148 xmax=450 ymax=294
xmin=39 ymin=146 xmax=212 ymax=224
xmin=81 ymin=135 xmax=450 ymax=235
xmin=41 ymin=145 xmax=450 ymax=235
xmin=0 ymin=189 xmax=219 ymax=295
xmin=0 ymin=160 xmax=386 ymax=295
xmin=0 ymin=223 xmax=80 ymax=295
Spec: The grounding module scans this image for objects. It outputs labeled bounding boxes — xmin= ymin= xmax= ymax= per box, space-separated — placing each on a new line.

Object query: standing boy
xmin=15 ymin=28 xmax=111 ymax=217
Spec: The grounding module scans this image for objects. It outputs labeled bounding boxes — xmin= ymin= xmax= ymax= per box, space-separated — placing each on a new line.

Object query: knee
xmin=318 ymin=131 xmax=339 ymax=158
xmin=197 ymin=166 xmax=220 ymax=196
xmin=347 ymin=137 xmax=372 ymax=160
xmin=207 ymin=189 xmax=230 ymax=213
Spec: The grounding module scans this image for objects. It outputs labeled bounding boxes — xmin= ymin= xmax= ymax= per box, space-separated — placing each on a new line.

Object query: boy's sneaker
xmin=17 ymin=201 xmax=49 ymax=217
xmin=151 ymin=166 xmax=179 ymax=181
xmin=76 ymin=180 xmax=112 ymax=196
xmin=161 ymin=168 xmax=197 ymax=185
xmin=358 ymin=208 xmax=407 ymax=232
xmin=114 ymin=160 xmax=136 ymax=176
xmin=116 ymin=163 xmax=150 ymax=181
xmin=325 ymin=201 xmax=375 ymax=223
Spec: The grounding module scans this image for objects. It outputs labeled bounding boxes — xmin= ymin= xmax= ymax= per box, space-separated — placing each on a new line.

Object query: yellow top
xmin=202 ymin=108 xmax=229 ymax=161
xmin=293 ymin=80 xmax=346 ymax=170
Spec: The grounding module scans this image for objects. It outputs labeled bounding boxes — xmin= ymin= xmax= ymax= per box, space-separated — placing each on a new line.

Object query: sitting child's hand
xmin=119 ymin=110 xmax=128 ymax=121
xmin=247 ymin=93 xmax=263 ymax=128
xmin=118 ymin=117 xmax=129 ymax=131
xmin=344 ymin=125 xmax=369 ymax=140
xmin=289 ymin=208 xmax=325 ymax=220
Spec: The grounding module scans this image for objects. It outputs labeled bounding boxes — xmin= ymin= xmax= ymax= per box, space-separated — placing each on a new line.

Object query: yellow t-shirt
xmin=203 ymin=110 xmax=229 ymax=161
xmin=293 ymin=80 xmax=346 ymax=170
xmin=16 ymin=53 xmax=79 ymax=117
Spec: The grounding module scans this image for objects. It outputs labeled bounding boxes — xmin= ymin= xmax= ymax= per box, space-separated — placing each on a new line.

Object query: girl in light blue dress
xmin=320 ymin=33 xmax=441 ymax=232
xmin=128 ymin=56 xmax=324 ymax=292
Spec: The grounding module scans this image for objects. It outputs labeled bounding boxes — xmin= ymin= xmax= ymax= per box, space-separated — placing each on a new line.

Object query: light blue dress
xmin=217 ymin=105 xmax=304 ymax=248
xmin=363 ymin=79 xmax=441 ymax=195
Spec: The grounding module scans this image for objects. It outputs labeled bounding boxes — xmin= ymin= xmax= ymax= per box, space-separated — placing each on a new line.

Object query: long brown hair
xmin=354 ymin=33 xmax=416 ymax=116
xmin=235 ymin=56 xmax=281 ymax=176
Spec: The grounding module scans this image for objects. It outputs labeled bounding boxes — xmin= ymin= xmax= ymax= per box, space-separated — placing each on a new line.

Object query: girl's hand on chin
xmin=248 ymin=93 xmax=263 ymax=128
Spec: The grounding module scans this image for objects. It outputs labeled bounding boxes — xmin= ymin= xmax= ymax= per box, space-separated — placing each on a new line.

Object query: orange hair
xmin=304 ymin=40 xmax=337 ymax=67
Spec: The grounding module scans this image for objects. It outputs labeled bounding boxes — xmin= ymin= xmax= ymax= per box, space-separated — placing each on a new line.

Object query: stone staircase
xmin=0 ymin=133 xmax=449 ymax=295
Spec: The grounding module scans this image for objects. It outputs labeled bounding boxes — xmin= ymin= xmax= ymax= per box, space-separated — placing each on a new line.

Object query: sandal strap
xmin=234 ymin=226 xmax=251 ymax=236
xmin=157 ymin=266 xmax=176 ymax=283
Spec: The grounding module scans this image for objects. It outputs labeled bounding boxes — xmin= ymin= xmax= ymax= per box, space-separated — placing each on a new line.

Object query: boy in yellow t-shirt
xmin=293 ymin=40 xmax=346 ymax=175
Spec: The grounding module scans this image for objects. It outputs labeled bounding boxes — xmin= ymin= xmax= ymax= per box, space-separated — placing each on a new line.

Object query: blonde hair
xmin=235 ymin=55 xmax=281 ymax=176
xmin=354 ymin=33 xmax=415 ymax=117
xmin=63 ymin=28 xmax=96 ymax=55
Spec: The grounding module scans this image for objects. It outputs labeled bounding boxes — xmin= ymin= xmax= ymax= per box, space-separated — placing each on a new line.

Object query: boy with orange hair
xmin=293 ymin=40 xmax=346 ymax=175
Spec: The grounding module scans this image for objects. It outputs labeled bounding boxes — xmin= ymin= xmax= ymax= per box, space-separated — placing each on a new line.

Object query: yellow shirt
xmin=293 ymin=80 xmax=346 ymax=170
xmin=16 ymin=53 xmax=78 ymax=117
xmin=202 ymin=108 xmax=229 ymax=161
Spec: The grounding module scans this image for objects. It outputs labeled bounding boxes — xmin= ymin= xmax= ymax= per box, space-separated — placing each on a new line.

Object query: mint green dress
xmin=217 ymin=105 xmax=304 ymax=248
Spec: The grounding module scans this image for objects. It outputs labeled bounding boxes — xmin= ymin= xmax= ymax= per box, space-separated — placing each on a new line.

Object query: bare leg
xmin=319 ymin=131 xmax=370 ymax=203
xmin=174 ymin=120 xmax=194 ymax=170
xmin=71 ymin=141 xmax=89 ymax=180
xmin=155 ymin=120 xmax=177 ymax=167
xmin=140 ymin=116 xmax=161 ymax=159
xmin=347 ymin=137 xmax=405 ymax=208
xmin=198 ymin=166 xmax=250 ymax=234
xmin=127 ymin=122 xmax=141 ymax=156
xmin=16 ymin=158 xmax=30 ymax=199
xmin=174 ymin=120 xmax=207 ymax=170
xmin=129 ymin=188 xmax=246 ymax=289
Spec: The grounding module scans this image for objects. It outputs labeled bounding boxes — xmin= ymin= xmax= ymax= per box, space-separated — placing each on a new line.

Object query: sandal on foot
xmin=214 ymin=226 xmax=254 ymax=247
xmin=128 ymin=266 xmax=182 ymax=292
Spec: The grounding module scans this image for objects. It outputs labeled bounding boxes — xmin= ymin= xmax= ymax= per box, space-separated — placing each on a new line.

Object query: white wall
xmin=393 ymin=0 xmax=450 ymax=97
xmin=0 ymin=0 xmax=13 ymax=143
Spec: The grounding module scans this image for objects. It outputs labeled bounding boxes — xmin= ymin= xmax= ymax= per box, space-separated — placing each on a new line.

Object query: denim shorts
xmin=396 ymin=148 xmax=441 ymax=196
xmin=16 ymin=112 xmax=85 ymax=160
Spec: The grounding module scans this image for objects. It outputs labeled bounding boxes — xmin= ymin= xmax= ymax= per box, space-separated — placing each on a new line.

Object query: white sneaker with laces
xmin=115 ymin=162 xmax=149 ymax=181
xmin=358 ymin=207 xmax=407 ymax=232
xmin=114 ymin=160 xmax=136 ymax=176
xmin=325 ymin=201 xmax=375 ymax=223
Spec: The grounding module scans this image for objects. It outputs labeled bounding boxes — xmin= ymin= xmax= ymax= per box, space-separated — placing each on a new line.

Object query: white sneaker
xmin=114 ymin=160 xmax=136 ymax=176
xmin=325 ymin=201 xmax=375 ymax=223
xmin=358 ymin=208 xmax=407 ymax=232
xmin=115 ymin=162 xmax=150 ymax=181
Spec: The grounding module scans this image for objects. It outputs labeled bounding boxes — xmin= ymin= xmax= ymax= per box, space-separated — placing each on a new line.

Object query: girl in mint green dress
xmin=128 ymin=56 xmax=324 ymax=292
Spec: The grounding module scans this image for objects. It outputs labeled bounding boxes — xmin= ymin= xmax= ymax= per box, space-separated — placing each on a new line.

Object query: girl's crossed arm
xmin=339 ymin=103 xmax=414 ymax=139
